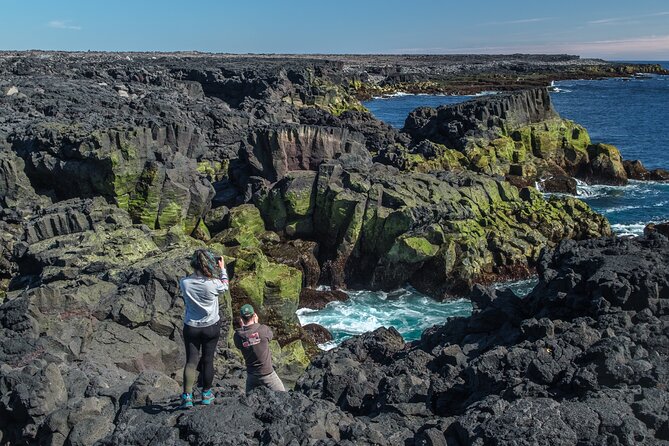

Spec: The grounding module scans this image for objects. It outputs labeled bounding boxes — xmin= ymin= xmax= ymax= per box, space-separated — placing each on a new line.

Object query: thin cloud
xmin=588 ymin=18 xmax=622 ymax=25
xmin=564 ymin=35 xmax=669 ymax=55
xmin=483 ymin=17 xmax=553 ymax=26
xmin=588 ymin=11 xmax=669 ymax=25
xmin=390 ymin=35 xmax=669 ymax=57
xmin=48 ymin=20 xmax=82 ymax=31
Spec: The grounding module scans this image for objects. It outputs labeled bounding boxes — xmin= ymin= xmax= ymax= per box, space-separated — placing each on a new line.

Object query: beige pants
xmin=246 ymin=370 xmax=285 ymax=394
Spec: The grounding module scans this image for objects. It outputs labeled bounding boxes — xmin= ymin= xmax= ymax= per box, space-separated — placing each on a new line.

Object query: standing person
xmin=178 ymin=249 xmax=229 ymax=409
xmin=233 ymin=304 xmax=286 ymax=394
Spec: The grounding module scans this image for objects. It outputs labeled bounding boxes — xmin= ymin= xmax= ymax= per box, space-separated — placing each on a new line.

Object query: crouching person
xmin=233 ymin=304 xmax=286 ymax=394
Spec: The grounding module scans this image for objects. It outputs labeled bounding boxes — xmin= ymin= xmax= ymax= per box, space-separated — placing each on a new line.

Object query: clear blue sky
xmin=2 ymin=0 xmax=668 ymax=59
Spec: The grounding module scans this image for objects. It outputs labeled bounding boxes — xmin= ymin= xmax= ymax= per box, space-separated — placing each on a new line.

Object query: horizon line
xmin=0 ymin=49 xmax=667 ymax=62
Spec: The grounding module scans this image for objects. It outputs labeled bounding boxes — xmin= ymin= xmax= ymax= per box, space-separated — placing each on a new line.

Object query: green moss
xmin=197 ymin=160 xmax=229 ymax=182
xmin=127 ymin=163 xmax=162 ymax=228
xmin=237 ymin=273 xmax=265 ymax=309
xmin=156 ymin=201 xmax=183 ymax=229
xmin=462 ymin=119 xmax=594 ymax=178
xmin=285 ymin=188 xmax=313 ymax=219
xmin=388 ymin=236 xmax=440 ymax=263
xmin=308 ymin=76 xmax=369 ymax=116
xmin=263 ymin=263 xmax=302 ymax=305
xmin=229 ymin=204 xmax=266 ymax=235
xmin=191 ymin=219 xmax=211 ymax=241
xmin=447 ymin=219 xmax=486 ymax=238
xmin=278 ymin=339 xmax=311 ymax=369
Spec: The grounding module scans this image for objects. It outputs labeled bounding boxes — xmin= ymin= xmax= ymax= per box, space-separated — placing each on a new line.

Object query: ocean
xmin=298 ymin=64 xmax=669 ymax=348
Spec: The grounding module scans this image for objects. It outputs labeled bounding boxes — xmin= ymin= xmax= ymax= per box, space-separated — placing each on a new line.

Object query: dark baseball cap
xmin=240 ymin=304 xmax=255 ymax=318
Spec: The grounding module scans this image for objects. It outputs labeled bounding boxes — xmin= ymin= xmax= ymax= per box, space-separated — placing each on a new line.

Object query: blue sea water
xmin=299 ymin=64 xmax=669 ymax=348
xmin=297 ymin=287 xmax=473 ymax=350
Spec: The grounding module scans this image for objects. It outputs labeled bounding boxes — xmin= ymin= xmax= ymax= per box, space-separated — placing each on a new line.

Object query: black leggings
xmin=183 ymin=321 xmax=220 ymax=391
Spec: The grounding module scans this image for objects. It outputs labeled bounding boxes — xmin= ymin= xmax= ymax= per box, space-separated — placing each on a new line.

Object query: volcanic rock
xmin=302 ymin=323 xmax=333 ymax=345
xmin=624 ymin=159 xmax=669 ymax=181
xmin=402 ymin=88 xmax=629 ymax=187
xmin=644 ymin=221 xmax=669 ymax=238
xmin=298 ymin=287 xmax=349 ymax=310
xmin=1 ymin=52 xmax=666 ymax=445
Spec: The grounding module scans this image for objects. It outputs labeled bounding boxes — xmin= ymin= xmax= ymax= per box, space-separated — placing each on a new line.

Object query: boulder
xmin=302 ymin=323 xmax=333 ymax=344
xmin=584 ymin=143 xmax=627 ymax=185
xmin=644 ymin=222 xmax=669 ymax=238
xmin=299 ymin=288 xmax=349 ymax=310
xmin=624 ymin=159 xmax=669 ymax=181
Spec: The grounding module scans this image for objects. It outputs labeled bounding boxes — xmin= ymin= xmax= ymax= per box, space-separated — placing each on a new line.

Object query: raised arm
xmin=216 ymin=256 xmax=229 ymax=292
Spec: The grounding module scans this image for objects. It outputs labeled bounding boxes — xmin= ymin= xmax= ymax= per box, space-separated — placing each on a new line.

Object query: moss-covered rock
xmin=258 ymin=162 xmax=610 ymax=298
xmin=585 ymin=143 xmax=628 ymax=185
xmin=402 ymin=89 xmax=630 ymax=190
xmin=223 ymin=211 xmax=305 ymax=347
xmin=388 ymin=236 xmax=440 ymax=263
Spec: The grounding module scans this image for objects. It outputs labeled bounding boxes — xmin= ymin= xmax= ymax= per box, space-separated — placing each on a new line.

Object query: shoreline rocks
xmin=1 ymin=52 xmax=668 ymax=445
xmin=400 ymin=88 xmax=629 ymax=189
xmin=21 ymin=234 xmax=663 ymax=445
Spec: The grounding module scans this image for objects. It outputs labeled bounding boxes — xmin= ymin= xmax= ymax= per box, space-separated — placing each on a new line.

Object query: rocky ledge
xmin=0 ymin=53 xmax=666 ymax=445
xmin=4 ymin=234 xmax=662 ymax=445
xmin=395 ymin=88 xmax=632 ymax=192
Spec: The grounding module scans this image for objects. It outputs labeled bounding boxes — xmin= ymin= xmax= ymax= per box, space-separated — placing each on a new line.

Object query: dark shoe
xmin=201 ymin=389 xmax=214 ymax=405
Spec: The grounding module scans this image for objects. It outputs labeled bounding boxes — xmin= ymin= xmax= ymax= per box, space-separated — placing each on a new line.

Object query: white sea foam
xmin=610 ymin=222 xmax=648 ymax=236
xmin=317 ymin=340 xmax=339 ymax=351
xmin=297 ymin=287 xmax=473 ymax=350
xmin=492 ymin=277 xmax=538 ymax=296
xmin=373 ymin=91 xmax=412 ymax=99
xmin=295 ymin=308 xmax=318 ymax=316
xmin=601 ymin=204 xmax=642 ymax=214
xmin=473 ymin=90 xmax=500 ymax=96
xmin=576 ymin=182 xmax=641 ymax=199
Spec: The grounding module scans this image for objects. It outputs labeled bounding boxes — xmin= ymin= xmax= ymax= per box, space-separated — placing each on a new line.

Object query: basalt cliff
xmin=0 ymin=52 xmax=667 ymax=445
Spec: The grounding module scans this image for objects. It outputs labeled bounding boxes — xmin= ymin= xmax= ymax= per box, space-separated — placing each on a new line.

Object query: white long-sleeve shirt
xmin=179 ymin=268 xmax=229 ymax=327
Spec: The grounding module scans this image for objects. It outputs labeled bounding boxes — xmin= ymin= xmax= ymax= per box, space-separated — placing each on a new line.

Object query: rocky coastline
xmin=1 ymin=52 xmax=668 ymax=445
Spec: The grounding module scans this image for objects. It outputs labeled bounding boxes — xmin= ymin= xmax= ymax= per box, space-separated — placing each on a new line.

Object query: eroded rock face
xmin=258 ymin=162 xmax=610 ymax=297
xmin=1 ymin=53 xmax=664 ymax=445
xmin=404 ymin=88 xmax=559 ymax=147
xmin=401 ymin=88 xmax=629 ymax=188
xmin=69 ymin=235 xmax=669 ymax=445
xmin=295 ymin=235 xmax=669 ymax=445
xmin=624 ymin=159 xmax=669 ymax=181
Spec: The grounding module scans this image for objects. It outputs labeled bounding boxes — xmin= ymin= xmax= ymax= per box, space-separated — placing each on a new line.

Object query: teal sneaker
xmin=179 ymin=393 xmax=193 ymax=409
xmin=201 ymin=389 xmax=214 ymax=405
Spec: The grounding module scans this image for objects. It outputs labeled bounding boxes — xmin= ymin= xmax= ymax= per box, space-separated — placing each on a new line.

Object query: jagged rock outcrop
xmin=258 ymin=161 xmax=610 ymax=296
xmin=247 ymin=125 xmax=369 ymax=182
xmin=644 ymin=221 xmax=669 ymax=238
xmin=2 ymin=52 xmax=664 ymax=445
xmin=624 ymin=159 xmax=669 ymax=181
xmin=404 ymin=88 xmax=558 ymax=146
xmin=399 ymin=88 xmax=629 ymax=189
xmin=26 ymin=234 xmax=666 ymax=446
xmin=295 ymin=235 xmax=669 ymax=445
xmin=0 ymin=196 xmax=310 ymax=444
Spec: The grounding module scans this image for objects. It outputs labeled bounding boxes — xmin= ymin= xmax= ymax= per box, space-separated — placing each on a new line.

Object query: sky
xmin=1 ymin=0 xmax=669 ymax=60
